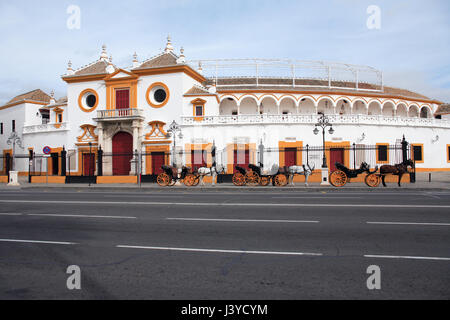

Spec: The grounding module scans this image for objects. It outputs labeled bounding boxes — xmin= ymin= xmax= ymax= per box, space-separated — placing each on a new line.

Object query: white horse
xmin=288 ymin=164 xmax=315 ymax=186
xmin=197 ymin=163 xmax=226 ymax=186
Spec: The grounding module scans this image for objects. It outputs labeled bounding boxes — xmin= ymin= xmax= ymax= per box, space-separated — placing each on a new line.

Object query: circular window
xmin=78 ymin=89 xmax=99 ymax=112
xmin=146 ymin=82 xmax=170 ymax=108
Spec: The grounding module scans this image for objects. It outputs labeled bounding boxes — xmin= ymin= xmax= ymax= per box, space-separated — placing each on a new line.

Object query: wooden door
xmin=330 ymin=148 xmax=344 ymax=172
xmin=115 ymin=89 xmax=129 ymax=110
xmin=112 ymin=132 xmax=133 ymax=175
xmin=284 ymin=148 xmax=297 ymax=167
xmin=83 ymin=153 xmax=95 ymax=176
xmin=233 ymin=149 xmax=249 ymax=173
xmin=191 ymin=150 xmax=206 ymax=170
xmin=151 ymin=152 xmax=165 ymax=175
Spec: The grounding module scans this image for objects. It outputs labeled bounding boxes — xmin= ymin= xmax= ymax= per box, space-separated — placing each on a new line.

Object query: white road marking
xmin=0 ymin=239 xmax=76 ymax=245
xmin=167 ymin=217 xmax=319 ymax=223
xmin=367 ymin=221 xmax=450 ymax=226
xmin=272 ymin=196 xmax=361 ymax=199
xmin=116 ymin=245 xmax=322 ymax=256
xmin=0 ymin=212 xmax=22 ymax=216
xmin=0 ymin=199 xmax=449 ymax=208
xmin=27 ymin=213 xmax=136 ymax=219
xmin=364 ymin=254 xmax=450 ymax=261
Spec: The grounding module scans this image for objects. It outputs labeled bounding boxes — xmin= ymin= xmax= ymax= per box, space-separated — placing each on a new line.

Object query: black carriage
xmin=329 ymin=162 xmax=379 ymax=187
xmin=157 ymin=165 xmax=191 ymax=186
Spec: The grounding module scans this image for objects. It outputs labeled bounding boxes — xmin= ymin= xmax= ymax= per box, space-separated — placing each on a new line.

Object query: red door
xmin=330 ymin=148 xmax=344 ymax=172
xmin=151 ymin=152 xmax=165 ymax=175
xmin=191 ymin=150 xmax=206 ymax=170
xmin=284 ymin=148 xmax=297 ymax=167
xmin=112 ymin=132 xmax=133 ymax=175
xmin=116 ymin=89 xmax=129 ymax=109
xmin=83 ymin=153 xmax=95 ymax=176
xmin=234 ymin=149 xmax=249 ymax=173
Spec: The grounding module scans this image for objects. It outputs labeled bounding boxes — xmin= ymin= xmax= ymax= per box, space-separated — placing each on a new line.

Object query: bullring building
xmin=0 ymin=36 xmax=449 ymax=183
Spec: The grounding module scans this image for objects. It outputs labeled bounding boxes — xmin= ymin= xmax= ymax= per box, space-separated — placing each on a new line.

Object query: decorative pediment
xmin=77 ymin=124 xmax=98 ymax=142
xmin=145 ymin=121 xmax=167 ymax=140
xmin=190 ymin=98 xmax=207 ymax=105
xmin=104 ymin=68 xmax=138 ymax=82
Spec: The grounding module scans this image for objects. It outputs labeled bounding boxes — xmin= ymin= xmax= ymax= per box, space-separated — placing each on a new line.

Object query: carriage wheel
xmin=260 ymin=176 xmax=271 ymax=186
xmin=245 ymin=171 xmax=261 ymax=186
xmin=192 ymin=174 xmax=200 ymax=186
xmin=329 ymin=170 xmax=347 ymax=187
xmin=274 ymin=174 xmax=288 ymax=187
xmin=183 ymin=174 xmax=196 ymax=186
xmin=156 ymin=173 xmax=170 ymax=186
xmin=365 ymin=173 xmax=381 ymax=188
xmin=232 ymin=173 xmax=245 ymax=186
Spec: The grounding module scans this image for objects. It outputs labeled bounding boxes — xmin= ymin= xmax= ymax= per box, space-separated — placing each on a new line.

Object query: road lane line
xmin=0 ymin=239 xmax=76 ymax=245
xmin=0 ymin=199 xmax=449 ymax=208
xmin=364 ymin=254 xmax=450 ymax=261
xmin=0 ymin=213 xmax=23 ymax=216
xmin=367 ymin=221 xmax=450 ymax=226
xmin=272 ymin=196 xmax=361 ymax=199
xmin=116 ymin=245 xmax=323 ymax=256
xmin=167 ymin=218 xmax=319 ymax=223
xmin=27 ymin=213 xmax=136 ymax=219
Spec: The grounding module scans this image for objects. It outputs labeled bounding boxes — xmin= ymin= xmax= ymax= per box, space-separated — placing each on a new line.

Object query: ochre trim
xmin=146 ymin=82 xmax=170 ymax=108
xmin=325 ymin=141 xmax=350 ymax=169
xmin=447 ymin=144 xmax=450 ymax=163
xmin=62 ymin=74 xmax=106 ymax=83
xmin=106 ymin=80 xmax=138 ymax=110
xmin=145 ymin=121 xmax=167 ymax=140
xmin=226 ymin=143 xmax=256 ymax=173
xmin=145 ymin=145 xmax=170 ymax=174
xmin=97 ymin=176 xmax=137 ymax=184
xmin=375 ymin=143 xmax=390 ymax=164
xmin=46 ymin=147 xmax=63 ymax=176
xmin=77 ymin=124 xmax=98 ymax=142
xmin=191 ymin=98 xmax=206 ymax=121
xmin=278 ymin=141 xmax=303 ymax=167
xmin=78 ymin=89 xmax=99 ymax=112
xmin=185 ymin=143 xmax=213 ymax=168
xmin=0 ymin=100 xmax=48 ymax=110
xmin=411 ymin=143 xmax=424 ymax=163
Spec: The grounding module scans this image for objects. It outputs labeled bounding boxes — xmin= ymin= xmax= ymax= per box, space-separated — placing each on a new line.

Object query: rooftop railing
xmin=187 ymin=59 xmax=383 ymax=92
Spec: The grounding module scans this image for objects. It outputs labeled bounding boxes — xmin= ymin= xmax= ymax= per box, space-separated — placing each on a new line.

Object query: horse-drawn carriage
xmin=156 ymin=165 xmax=193 ymax=186
xmin=329 ymin=162 xmax=379 ymax=187
xmin=232 ymin=163 xmax=303 ymax=187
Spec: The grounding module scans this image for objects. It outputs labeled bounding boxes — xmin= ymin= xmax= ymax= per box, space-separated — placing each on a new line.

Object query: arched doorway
xmin=112 ymin=131 xmax=133 ymax=175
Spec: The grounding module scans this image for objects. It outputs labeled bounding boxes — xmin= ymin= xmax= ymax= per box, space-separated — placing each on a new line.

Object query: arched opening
xmin=408 ymin=105 xmax=419 ymax=117
xmin=239 ymin=97 xmax=258 ymax=114
xmin=382 ymin=102 xmax=395 ymax=117
xmin=368 ymin=101 xmax=382 ymax=115
xmin=317 ymin=97 xmax=334 ymax=114
xmin=420 ymin=106 xmax=430 ymax=118
xmin=112 ymin=131 xmax=133 ymax=175
xmin=260 ymin=96 xmax=278 ymax=114
xmin=219 ymin=97 xmax=238 ymax=115
xmin=396 ymin=103 xmax=408 ymax=117
xmin=353 ymin=100 xmax=367 ymax=115
xmin=279 ymin=97 xmax=297 ymax=114
xmin=335 ymin=98 xmax=351 ymax=115
xmin=298 ymin=97 xmax=316 ymax=114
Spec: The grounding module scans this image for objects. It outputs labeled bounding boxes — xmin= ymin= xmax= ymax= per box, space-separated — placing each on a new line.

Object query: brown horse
xmin=379 ymin=159 xmax=414 ymax=187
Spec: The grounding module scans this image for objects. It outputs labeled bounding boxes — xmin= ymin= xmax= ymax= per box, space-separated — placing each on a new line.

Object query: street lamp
xmin=166 ymin=120 xmax=183 ymax=167
xmin=7 ymin=131 xmax=23 ymax=171
xmin=313 ymin=112 xmax=334 ymax=168
xmin=88 ymin=141 xmax=92 ymax=186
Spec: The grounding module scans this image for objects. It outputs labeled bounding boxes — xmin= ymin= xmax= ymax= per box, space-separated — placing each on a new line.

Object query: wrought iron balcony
xmin=95 ymin=108 xmax=144 ymax=121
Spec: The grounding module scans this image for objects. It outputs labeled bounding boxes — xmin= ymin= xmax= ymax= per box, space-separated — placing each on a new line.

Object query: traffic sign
xmin=43 ymin=146 xmax=51 ymax=155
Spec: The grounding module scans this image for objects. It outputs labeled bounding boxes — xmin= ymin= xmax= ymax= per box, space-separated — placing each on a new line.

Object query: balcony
xmin=181 ymin=114 xmax=450 ymax=128
xmin=23 ymin=122 xmax=68 ymax=134
xmin=95 ymin=108 xmax=144 ymax=121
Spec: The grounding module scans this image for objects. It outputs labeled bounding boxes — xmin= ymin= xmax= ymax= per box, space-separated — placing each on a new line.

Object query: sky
xmin=0 ymin=0 xmax=449 ymax=105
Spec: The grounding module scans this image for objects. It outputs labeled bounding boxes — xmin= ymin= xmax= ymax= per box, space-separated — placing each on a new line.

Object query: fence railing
xmin=96 ymin=108 xmax=144 ymax=119
xmin=23 ymin=122 xmax=68 ymax=134
xmin=181 ymin=114 xmax=450 ymax=128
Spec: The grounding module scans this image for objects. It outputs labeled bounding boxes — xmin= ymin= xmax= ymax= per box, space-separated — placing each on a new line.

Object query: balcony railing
xmin=23 ymin=122 xmax=68 ymax=134
xmin=181 ymin=114 xmax=450 ymax=128
xmin=96 ymin=108 xmax=144 ymax=119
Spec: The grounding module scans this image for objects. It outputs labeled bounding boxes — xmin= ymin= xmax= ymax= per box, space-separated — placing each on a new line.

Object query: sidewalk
xmin=1 ymin=172 xmax=449 ymax=192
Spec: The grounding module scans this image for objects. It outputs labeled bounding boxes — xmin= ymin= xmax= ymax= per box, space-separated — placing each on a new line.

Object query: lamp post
xmin=166 ymin=120 xmax=183 ymax=167
xmin=313 ymin=112 xmax=334 ymax=168
xmin=7 ymin=131 xmax=23 ymax=171
xmin=88 ymin=141 xmax=92 ymax=186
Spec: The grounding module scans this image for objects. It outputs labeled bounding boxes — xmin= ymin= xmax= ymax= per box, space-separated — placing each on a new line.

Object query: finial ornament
xmin=67 ymin=60 xmax=74 ymax=75
xmin=132 ymin=52 xmax=139 ymax=68
xmin=100 ymin=44 xmax=108 ymax=60
xmin=176 ymin=47 xmax=186 ymax=64
xmin=164 ymin=34 xmax=174 ymax=53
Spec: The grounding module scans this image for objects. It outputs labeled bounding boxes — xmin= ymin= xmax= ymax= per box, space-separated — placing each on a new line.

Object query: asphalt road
xmin=0 ymin=188 xmax=449 ymax=299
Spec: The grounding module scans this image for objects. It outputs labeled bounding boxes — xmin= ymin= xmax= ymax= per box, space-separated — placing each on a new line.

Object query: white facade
xmin=1 ymin=37 xmax=449 ymax=177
